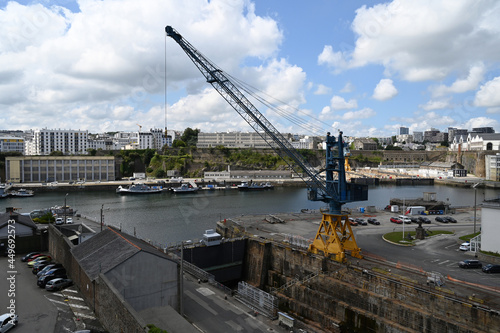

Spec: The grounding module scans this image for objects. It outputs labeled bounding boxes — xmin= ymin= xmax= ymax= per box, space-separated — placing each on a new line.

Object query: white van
xmin=399 ymin=215 xmax=412 ymax=224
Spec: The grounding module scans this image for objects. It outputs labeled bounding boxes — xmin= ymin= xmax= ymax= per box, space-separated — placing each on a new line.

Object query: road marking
xmin=197 ymin=287 xmax=215 ymax=296
xmin=48 ymin=298 xmax=71 ymax=307
xmin=62 ymin=288 xmax=78 ymax=293
xmin=73 ymin=312 xmax=96 ymax=320
xmin=438 ymin=260 xmax=450 ymax=265
xmin=68 ymin=303 xmax=90 ymax=310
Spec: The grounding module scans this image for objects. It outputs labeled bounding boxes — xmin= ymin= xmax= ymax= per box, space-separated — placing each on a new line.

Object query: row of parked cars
xmin=435 ymin=216 xmax=457 ymax=223
xmin=458 ymin=259 xmax=500 ymax=273
xmin=348 ymin=217 xmax=380 ymax=226
xmin=21 ymin=252 xmax=73 ymax=291
xmin=390 ymin=215 xmax=432 ymax=224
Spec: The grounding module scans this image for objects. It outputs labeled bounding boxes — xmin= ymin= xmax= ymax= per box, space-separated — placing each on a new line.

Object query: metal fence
xmin=236 ymin=281 xmax=278 ymax=319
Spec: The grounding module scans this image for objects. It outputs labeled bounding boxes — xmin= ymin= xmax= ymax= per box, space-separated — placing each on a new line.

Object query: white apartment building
xmin=25 ymin=129 xmax=88 ymax=156
xmin=485 ymin=153 xmax=500 ymax=181
xmin=0 ymin=136 xmax=25 ymax=153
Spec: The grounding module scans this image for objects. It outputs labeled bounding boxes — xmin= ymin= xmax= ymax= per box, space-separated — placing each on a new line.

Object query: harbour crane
xmin=165 ymin=26 xmax=368 ymax=262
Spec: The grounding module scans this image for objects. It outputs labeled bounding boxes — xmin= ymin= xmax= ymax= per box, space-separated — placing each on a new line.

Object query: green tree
xmin=181 ymin=127 xmax=200 ymax=147
xmin=173 ymin=139 xmax=186 ymax=148
xmin=49 ymin=151 xmax=64 ymax=156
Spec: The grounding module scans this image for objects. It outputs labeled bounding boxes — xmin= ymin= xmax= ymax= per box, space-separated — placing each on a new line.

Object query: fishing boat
xmin=9 ymin=188 xmax=35 ymax=197
xmin=237 ymin=182 xmax=274 ymax=191
xmin=116 ymin=183 xmax=162 ymax=194
xmin=171 ymin=184 xmax=198 ymax=194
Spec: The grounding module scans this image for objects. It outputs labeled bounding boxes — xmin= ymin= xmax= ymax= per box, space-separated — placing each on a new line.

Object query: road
xmin=0 ymin=255 xmax=104 ymax=333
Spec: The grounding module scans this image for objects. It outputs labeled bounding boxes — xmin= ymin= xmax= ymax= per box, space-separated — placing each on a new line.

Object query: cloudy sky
xmin=1 ymin=0 xmax=500 ymax=137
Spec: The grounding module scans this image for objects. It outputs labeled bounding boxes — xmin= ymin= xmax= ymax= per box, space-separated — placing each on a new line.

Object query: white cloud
xmin=462 ymin=117 xmax=499 ymax=130
xmin=329 ymin=1 xmax=500 ymax=82
xmin=432 ymin=63 xmax=485 ymax=97
xmin=314 ymin=84 xmax=331 ymax=95
xmin=474 ymin=76 xmax=500 ymax=108
xmin=372 ymin=79 xmax=397 ymax=101
xmin=340 ymin=82 xmax=354 ymax=93
xmin=341 ymin=108 xmax=376 ymax=120
xmin=0 ymin=0 xmax=285 ymax=132
xmin=330 ymin=95 xmax=357 ymax=110
xmin=420 ymin=99 xmax=452 ymax=111
xmin=317 ymin=45 xmax=348 ymax=72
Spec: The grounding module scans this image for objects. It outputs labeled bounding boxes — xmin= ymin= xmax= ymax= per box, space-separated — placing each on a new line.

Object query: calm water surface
xmin=2 ymin=184 xmax=496 ymax=246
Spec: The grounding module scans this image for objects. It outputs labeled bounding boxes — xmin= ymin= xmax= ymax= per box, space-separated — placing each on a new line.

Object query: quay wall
xmin=243 ymin=238 xmax=500 ymax=332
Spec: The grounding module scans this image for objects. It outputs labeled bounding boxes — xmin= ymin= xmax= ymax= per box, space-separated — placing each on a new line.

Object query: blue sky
xmin=1 ymin=0 xmax=499 ymax=137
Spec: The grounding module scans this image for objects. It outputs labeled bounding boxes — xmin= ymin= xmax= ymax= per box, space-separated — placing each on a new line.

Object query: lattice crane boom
xmin=166 ymin=26 xmax=367 ymax=214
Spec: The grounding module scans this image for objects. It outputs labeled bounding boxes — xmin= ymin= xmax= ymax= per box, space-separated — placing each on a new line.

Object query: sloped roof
xmin=0 ymin=212 xmax=37 ymax=230
xmin=71 ymin=226 xmax=173 ymax=280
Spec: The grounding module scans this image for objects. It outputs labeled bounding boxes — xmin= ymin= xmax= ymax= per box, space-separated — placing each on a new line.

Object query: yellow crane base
xmin=308 ymin=213 xmax=363 ymax=263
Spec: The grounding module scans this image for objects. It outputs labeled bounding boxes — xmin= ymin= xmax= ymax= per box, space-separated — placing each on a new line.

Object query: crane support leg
xmin=308 ymin=213 xmax=363 ymax=263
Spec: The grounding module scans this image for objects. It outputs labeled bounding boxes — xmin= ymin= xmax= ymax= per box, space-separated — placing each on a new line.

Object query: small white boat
xmin=171 ymin=184 xmax=198 ymax=193
xmin=237 ymin=182 xmax=273 ymax=191
xmin=116 ymin=184 xmax=162 ymax=194
xmin=10 ymin=188 xmax=35 ymax=197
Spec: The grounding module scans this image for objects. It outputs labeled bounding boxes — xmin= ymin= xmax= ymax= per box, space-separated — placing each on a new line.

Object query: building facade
xmin=26 ymin=129 xmax=89 ymax=155
xmin=197 ymin=131 xmax=277 ymax=149
xmin=0 ymin=136 xmax=25 ymax=153
xmin=6 ymin=156 xmax=116 ymax=183
xmin=485 ymin=153 xmax=500 ymax=181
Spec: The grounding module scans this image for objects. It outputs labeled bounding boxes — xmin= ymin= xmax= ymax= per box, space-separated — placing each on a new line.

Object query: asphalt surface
xmin=0 ymin=254 xmax=104 ymax=333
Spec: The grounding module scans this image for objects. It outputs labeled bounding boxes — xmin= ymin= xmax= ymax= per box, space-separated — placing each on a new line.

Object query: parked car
xmin=32 ymin=261 xmax=52 ymax=274
xmin=21 ymin=251 xmax=40 ymax=262
xmin=418 ymin=216 xmax=431 ymax=224
xmin=26 ymin=253 xmax=45 ymax=262
xmin=410 ymin=216 xmax=419 ymax=223
xmin=398 ymin=216 xmax=412 ymax=224
xmin=458 ymin=259 xmax=482 ymax=269
xmin=45 ymin=278 xmax=73 ymax=291
xmin=367 ymin=218 xmax=380 ymax=225
xmin=348 ymin=218 xmax=358 ymax=226
xmin=355 ymin=218 xmax=367 ymax=226
xmin=390 ymin=217 xmax=402 ymax=224
xmin=444 ymin=216 xmax=457 ymax=223
xmin=27 ymin=255 xmax=51 ymax=267
xmin=37 ymin=263 xmax=64 ymax=277
xmin=459 ymin=242 xmax=470 ymax=251
xmin=55 ymin=217 xmax=64 ymax=225
xmin=482 ymin=264 xmax=500 ymax=274
xmin=435 ymin=216 xmax=447 ymax=223
xmin=37 ymin=268 xmax=67 ymax=288
xmin=0 ymin=313 xmax=18 ymax=332
xmin=66 ymin=217 xmax=73 ymax=224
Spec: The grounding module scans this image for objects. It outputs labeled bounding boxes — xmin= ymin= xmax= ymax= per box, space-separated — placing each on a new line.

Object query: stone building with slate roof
xmin=71 ymin=226 xmax=180 ymax=312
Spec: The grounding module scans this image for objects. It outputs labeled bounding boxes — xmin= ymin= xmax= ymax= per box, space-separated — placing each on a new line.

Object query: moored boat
xmin=237 ymin=181 xmax=274 ymax=191
xmin=116 ymin=183 xmax=162 ymax=194
xmin=9 ymin=188 xmax=35 ymax=197
xmin=171 ymin=184 xmax=198 ymax=193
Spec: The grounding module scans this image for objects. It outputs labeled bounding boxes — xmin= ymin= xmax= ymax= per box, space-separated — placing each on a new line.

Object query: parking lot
xmin=0 ymin=255 xmax=104 ymax=332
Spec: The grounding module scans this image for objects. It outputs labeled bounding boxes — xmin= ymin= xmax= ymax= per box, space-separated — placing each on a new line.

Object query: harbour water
xmin=1 ymin=184 xmax=497 ymax=246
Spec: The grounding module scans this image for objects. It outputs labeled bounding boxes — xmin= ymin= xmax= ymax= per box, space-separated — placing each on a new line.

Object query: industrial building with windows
xmin=5 ymin=156 xmax=116 ymax=183
xmin=0 ymin=136 xmax=25 ymax=153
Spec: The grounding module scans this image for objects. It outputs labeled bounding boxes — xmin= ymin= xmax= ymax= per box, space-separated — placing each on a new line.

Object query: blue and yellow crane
xmin=165 ymin=26 xmax=368 ymax=262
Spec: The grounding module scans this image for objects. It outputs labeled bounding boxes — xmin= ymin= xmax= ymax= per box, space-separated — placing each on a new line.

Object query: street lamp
xmin=64 ymin=193 xmax=69 ymax=224
xmin=472 ymin=182 xmax=481 ymax=234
